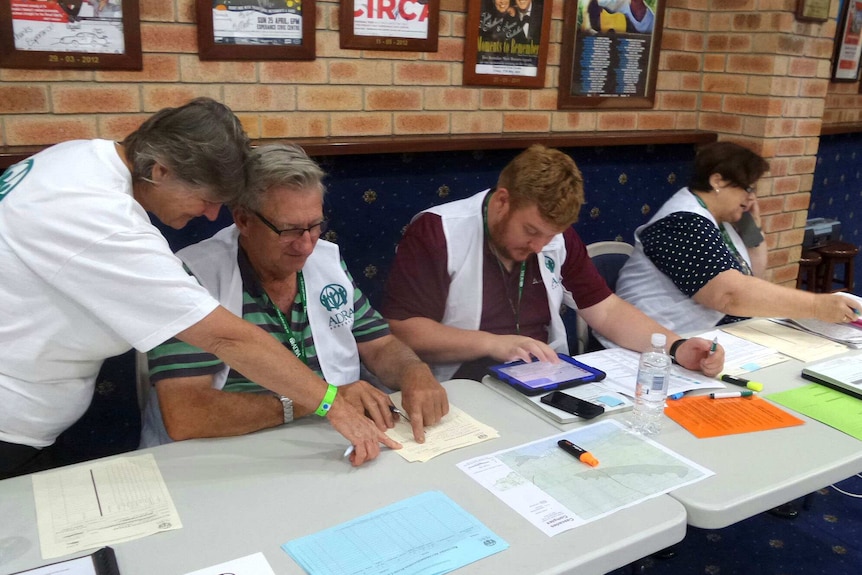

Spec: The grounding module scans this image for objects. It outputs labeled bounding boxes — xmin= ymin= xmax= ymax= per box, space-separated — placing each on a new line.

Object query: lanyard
xmin=690 ymin=191 xmax=753 ymax=276
xmin=483 ymin=190 xmax=526 ymax=334
xmin=267 ymin=272 xmax=308 ymax=363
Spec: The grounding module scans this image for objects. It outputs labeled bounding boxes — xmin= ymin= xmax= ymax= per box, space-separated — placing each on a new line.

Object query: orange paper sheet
xmin=664 ymin=395 xmax=804 ymax=438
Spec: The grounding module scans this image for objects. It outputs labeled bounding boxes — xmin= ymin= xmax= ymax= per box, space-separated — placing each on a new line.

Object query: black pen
xmin=718 ymin=373 xmax=764 ymax=392
xmin=557 ymin=439 xmax=599 ymax=467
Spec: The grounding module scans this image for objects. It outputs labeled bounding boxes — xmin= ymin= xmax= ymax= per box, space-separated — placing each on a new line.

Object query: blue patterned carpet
xmin=608 ymin=475 xmax=862 ymax=575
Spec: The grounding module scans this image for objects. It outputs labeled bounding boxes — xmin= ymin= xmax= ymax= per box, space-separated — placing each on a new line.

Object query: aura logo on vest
xmin=0 ymin=160 xmax=33 ymax=204
xmin=320 ymin=283 xmax=354 ymax=329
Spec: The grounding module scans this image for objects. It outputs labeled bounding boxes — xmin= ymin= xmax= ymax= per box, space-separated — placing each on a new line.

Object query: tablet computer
xmin=487 ymin=353 xmax=606 ymax=396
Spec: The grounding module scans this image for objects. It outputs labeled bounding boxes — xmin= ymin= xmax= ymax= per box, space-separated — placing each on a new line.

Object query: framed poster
xmin=341 ymin=0 xmax=439 ymax=51
xmin=462 ymin=0 xmax=553 ymax=89
xmin=0 ymin=0 xmax=141 ymax=70
xmin=557 ymin=0 xmax=665 ymax=109
xmin=831 ymin=0 xmax=862 ymax=82
xmin=796 ymin=0 xmax=830 ymax=22
xmin=198 ymin=0 xmax=315 ymax=61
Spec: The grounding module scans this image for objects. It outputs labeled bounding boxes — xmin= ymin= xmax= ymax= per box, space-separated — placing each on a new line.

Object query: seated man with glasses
xmin=140 ymin=144 xmax=448 ymax=450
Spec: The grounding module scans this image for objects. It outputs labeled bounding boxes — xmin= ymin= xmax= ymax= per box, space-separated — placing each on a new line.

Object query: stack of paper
xmin=772 ymin=318 xmax=862 ymax=349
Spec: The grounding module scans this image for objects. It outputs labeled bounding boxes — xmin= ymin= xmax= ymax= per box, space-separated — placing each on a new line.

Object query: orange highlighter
xmin=557 ymin=439 xmax=599 ymax=467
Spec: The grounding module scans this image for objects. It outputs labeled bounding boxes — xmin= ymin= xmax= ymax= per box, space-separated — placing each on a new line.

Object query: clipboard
xmin=12 ymin=546 xmax=120 ymax=575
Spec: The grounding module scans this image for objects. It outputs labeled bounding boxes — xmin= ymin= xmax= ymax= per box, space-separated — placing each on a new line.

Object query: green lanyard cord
xmin=690 ymin=190 xmax=753 ymax=276
xmin=268 ymin=271 xmax=308 ymax=363
xmin=483 ymin=190 xmax=526 ymax=334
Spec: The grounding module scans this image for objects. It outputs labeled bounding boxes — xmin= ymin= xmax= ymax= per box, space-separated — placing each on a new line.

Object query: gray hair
xmin=121 ymin=97 xmax=251 ymax=203
xmin=233 ymin=143 xmax=326 ymax=212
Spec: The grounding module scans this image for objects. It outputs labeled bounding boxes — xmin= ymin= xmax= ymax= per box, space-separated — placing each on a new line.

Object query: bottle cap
xmin=651 ymin=333 xmax=667 ymax=347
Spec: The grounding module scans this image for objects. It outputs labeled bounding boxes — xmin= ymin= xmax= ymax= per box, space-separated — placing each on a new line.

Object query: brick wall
xmin=1 ymin=0 xmax=861 ymax=285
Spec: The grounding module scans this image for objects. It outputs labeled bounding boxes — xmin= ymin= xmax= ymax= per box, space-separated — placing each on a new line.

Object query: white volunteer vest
xmin=424 ymin=190 xmax=575 ymax=381
xmin=140 ymin=225 xmax=360 ymax=447
xmin=615 ymin=188 xmax=751 ymax=334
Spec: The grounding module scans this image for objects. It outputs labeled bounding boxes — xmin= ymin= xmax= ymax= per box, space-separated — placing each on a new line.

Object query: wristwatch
xmin=278 ymin=395 xmax=294 ymax=424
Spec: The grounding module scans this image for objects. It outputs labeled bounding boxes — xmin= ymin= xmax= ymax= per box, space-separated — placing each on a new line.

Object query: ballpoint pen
xmin=709 ymin=336 xmax=718 ymax=356
xmin=718 ymin=373 xmax=764 ymax=392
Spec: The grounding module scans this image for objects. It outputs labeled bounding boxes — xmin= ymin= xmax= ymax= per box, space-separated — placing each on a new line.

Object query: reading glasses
xmin=254 ymin=211 xmax=329 ymax=241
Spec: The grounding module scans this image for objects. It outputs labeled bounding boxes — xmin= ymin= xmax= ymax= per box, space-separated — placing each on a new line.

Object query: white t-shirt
xmin=0 ymin=139 xmax=219 ymax=447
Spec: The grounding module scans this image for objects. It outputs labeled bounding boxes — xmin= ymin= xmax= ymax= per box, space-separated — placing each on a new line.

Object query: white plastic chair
xmin=575 ymin=241 xmax=634 ymax=354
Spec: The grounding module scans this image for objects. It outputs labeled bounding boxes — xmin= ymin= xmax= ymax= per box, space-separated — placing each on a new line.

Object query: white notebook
xmin=801 ymin=355 xmax=862 ymax=400
xmin=482 ymin=375 xmax=633 ymax=424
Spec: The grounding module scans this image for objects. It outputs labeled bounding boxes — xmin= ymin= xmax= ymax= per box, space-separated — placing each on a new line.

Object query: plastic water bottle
xmin=629 ymin=333 xmax=671 ymax=435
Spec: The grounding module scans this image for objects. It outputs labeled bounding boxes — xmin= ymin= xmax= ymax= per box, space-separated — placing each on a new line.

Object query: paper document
xmin=579 ymin=348 xmax=724 ymax=398
xmin=772 ymin=318 xmax=862 ymax=349
xmin=33 ymin=453 xmax=181 ymax=559
xmin=721 ymin=319 xmax=847 ymax=362
xmin=664 ymin=395 xmax=804 ymax=438
xmin=385 ymin=403 xmax=498 ymax=463
xmin=694 ymin=329 xmax=788 ymax=375
xmin=282 ymin=491 xmax=508 ymax=575
xmin=183 ymin=552 xmax=276 ymax=575
xmin=457 ymin=419 xmax=713 ymax=537
xmin=768 ymin=384 xmax=862 ymax=441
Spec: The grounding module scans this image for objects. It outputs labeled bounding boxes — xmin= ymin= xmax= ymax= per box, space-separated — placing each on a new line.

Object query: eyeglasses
xmin=253 ymin=211 xmax=329 ymax=241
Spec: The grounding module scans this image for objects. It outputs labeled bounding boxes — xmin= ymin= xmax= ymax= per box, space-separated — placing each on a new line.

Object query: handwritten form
xmin=282 ymin=491 xmax=508 ymax=575
xmin=32 ymin=454 xmax=181 ymax=559
xmin=579 ymin=348 xmax=724 ymax=397
xmin=385 ymin=404 xmax=499 ymax=463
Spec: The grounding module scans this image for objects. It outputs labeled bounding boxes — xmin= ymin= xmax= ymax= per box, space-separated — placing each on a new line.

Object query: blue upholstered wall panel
xmin=810 ymin=132 xmax=862 ymax=292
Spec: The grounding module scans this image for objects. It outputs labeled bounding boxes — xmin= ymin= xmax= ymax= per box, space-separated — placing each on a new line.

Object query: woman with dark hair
xmin=0 ymin=98 xmax=395 ymax=479
xmin=616 ymin=141 xmax=856 ymax=334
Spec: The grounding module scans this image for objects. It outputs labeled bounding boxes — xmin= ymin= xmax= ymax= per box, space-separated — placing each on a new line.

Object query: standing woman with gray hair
xmin=0 ymin=99 xmax=396 ymax=480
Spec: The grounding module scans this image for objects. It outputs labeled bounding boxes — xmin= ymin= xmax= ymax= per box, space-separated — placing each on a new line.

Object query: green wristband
xmin=315 ymin=384 xmax=338 ymax=417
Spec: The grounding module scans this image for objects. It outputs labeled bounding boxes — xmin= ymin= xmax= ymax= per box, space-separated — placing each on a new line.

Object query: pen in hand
xmin=709 ymin=336 xmax=718 ymax=356
xmin=389 ymin=404 xmax=410 ymax=422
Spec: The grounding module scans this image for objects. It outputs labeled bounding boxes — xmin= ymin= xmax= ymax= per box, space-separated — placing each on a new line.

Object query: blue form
xmin=282 ymin=491 xmax=508 ymax=575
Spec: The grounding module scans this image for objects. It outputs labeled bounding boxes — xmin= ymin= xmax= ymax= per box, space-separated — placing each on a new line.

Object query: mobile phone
xmin=540 ymin=391 xmax=605 ymax=419
xmin=736 ymin=211 xmax=764 ymax=248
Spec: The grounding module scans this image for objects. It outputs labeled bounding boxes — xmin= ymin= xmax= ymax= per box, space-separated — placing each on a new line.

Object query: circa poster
xmin=352 ymin=0 xmax=430 ymax=40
